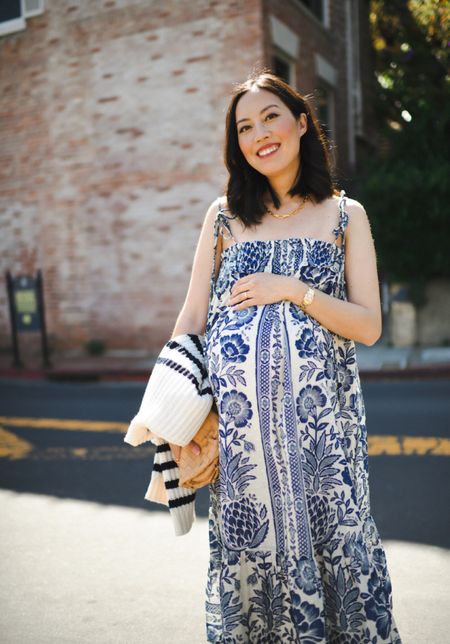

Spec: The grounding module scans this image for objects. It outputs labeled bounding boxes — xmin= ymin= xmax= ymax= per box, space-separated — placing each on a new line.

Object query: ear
xmin=297 ymin=112 xmax=307 ymax=137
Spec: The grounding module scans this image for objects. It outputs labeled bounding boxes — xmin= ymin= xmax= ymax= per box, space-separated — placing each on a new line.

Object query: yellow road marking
xmin=0 ymin=416 xmax=127 ymax=432
xmin=401 ymin=436 xmax=450 ymax=456
xmin=369 ymin=435 xmax=402 ymax=455
xmin=23 ymin=446 xmax=155 ymax=460
xmin=0 ymin=418 xmax=449 ymax=460
xmin=0 ymin=427 xmax=34 ymax=460
xmin=368 ymin=435 xmax=450 ymax=456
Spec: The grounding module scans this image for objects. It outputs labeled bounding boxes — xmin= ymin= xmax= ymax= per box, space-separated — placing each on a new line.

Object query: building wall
xmin=0 ymin=0 xmax=375 ymax=355
xmin=263 ymin=0 xmax=376 ymax=182
xmin=0 ymin=0 xmax=264 ymax=352
xmin=417 ymin=279 xmax=450 ymax=346
xmin=353 ymin=0 xmax=379 ymax=167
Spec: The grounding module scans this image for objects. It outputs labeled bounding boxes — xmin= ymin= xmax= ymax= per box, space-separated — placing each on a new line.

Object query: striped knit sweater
xmin=124 ymin=333 xmax=214 ymax=536
xmin=144 ymin=442 xmax=197 ymax=537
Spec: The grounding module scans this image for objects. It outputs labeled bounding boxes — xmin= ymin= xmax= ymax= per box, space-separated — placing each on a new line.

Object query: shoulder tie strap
xmin=208 ymin=197 xmax=237 ymax=302
xmin=216 ymin=199 xmax=237 ymax=243
xmin=332 ymin=189 xmax=349 ymax=249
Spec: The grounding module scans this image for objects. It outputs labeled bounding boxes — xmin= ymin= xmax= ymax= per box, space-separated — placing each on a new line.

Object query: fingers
xmin=240 ymin=291 xmax=250 ymax=303
xmin=231 ymin=294 xmax=252 ymax=310
xmin=227 ymin=278 xmax=252 ymax=306
xmin=169 ymin=441 xmax=201 ymax=464
xmin=169 ymin=442 xmax=181 ymax=462
xmin=190 ymin=440 xmax=201 ymax=455
xmin=227 ymin=289 xmax=252 ymax=309
xmin=233 ymin=278 xmax=257 ymax=308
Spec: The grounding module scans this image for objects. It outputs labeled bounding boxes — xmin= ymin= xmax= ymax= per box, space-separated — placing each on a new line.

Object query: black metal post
xmin=36 ymin=269 xmax=52 ymax=368
xmin=5 ymin=270 xmax=23 ymax=368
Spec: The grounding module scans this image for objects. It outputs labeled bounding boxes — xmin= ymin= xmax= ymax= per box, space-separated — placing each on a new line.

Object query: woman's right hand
xmin=169 ymin=440 xmax=201 ymax=464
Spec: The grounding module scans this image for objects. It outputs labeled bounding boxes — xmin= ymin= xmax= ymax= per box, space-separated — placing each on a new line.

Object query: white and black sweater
xmin=144 ymin=441 xmax=197 ymax=536
xmin=124 ymin=333 xmax=213 ymax=536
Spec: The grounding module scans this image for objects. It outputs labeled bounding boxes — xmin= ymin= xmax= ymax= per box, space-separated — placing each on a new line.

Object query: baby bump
xmin=205 ymin=301 xmax=344 ymax=436
xmin=205 ymin=304 xmax=261 ymax=402
xmin=286 ymin=301 xmax=337 ymax=383
xmin=206 ymin=301 xmax=336 ymax=383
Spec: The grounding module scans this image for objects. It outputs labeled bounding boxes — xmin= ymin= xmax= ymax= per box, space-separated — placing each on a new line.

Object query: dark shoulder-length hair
xmin=223 ymin=71 xmax=339 ymax=227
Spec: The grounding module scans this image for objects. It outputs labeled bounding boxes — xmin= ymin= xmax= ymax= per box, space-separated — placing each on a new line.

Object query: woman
xmin=169 ymin=72 xmax=402 ymax=643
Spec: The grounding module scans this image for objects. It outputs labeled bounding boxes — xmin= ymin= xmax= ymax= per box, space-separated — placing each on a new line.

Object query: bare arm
xmin=166 ymin=198 xmax=222 ymax=456
xmin=170 ymin=198 xmax=221 ymax=338
xmin=286 ymin=200 xmax=382 ymax=345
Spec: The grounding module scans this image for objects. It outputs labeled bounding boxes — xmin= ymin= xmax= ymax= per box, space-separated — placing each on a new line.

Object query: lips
xmin=256 ymin=143 xmax=280 ymax=158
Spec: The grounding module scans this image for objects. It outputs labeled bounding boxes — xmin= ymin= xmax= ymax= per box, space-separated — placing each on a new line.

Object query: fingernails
xmin=193 ymin=445 xmax=201 ymax=455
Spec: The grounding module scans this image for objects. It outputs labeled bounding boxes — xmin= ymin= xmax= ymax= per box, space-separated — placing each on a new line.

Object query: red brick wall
xmin=0 ymin=0 xmax=264 ymax=353
xmin=0 ymin=0 xmax=373 ymax=356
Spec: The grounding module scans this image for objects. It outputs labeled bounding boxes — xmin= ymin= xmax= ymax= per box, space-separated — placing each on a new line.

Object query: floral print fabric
xmin=203 ymin=191 xmax=402 ymax=643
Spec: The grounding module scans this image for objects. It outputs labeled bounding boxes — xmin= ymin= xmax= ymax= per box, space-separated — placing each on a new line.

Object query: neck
xmin=267 ymin=161 xmax=302 ymax=207
xmin=266 ymin=187 xmax=303 ymax=210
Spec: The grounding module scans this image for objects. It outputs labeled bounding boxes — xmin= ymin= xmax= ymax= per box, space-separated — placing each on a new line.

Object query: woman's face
xmin=235 ymin=87 xmax=307 ymax=181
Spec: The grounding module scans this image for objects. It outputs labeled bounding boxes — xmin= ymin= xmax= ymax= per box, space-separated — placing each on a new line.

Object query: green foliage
xmin=356 ymin=109 xmax=450 ymax=283
xmin=354 ymin=0 xmax=450 ymax=284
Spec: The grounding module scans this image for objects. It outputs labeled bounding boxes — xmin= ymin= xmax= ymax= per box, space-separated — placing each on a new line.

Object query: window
xmin=294 ymin=0 xmax=329 ymax=27
xmin=299 ymin=0 xmax=323 ymax=21
xmin=0 ymin=0 xmax=23 ymax=24
xmin=0 ymin=0 xmax=44 ymax=37
xmin=269 ymin=16 xmax=299 ymax=87
xmin=315 ymin=86 xmax=330 ymax=130
xmin=272 ymin=49 xmax=295 ymax=86
xmin=314 ymin=84 xmax=336 ymax=163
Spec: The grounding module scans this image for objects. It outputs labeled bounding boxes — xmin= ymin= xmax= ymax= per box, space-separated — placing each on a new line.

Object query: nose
xmin=254 ymin=121 xmax=271 ymax=142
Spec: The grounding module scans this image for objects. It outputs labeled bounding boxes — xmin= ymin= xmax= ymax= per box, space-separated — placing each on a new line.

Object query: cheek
xmin=279 ymin=118 xmax=299 ymax=145
xmin=238 ymin=137 xmax=252 ymax=159
xmin=238 ymin=138 xmax=261 ymax=170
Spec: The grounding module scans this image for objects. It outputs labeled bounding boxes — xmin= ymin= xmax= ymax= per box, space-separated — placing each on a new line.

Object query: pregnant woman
xmin=169 ymin=71 xmax=402 ymax=643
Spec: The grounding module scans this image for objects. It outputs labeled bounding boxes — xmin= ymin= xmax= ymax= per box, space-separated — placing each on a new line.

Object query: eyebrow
xmin=236 ymin=104 xmax=280 ymax=126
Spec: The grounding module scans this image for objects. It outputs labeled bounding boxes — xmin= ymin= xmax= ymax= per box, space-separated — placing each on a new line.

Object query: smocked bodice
xmin=205 ymin=190 xmax=349 ymax=339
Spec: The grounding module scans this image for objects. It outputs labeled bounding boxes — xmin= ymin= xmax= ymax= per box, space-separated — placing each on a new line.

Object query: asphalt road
xmin=0 ymin=377 xmax=449 ymax=643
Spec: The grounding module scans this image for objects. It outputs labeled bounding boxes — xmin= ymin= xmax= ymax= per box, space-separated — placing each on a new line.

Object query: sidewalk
xmin=1 ymin=343 xmax=449 ymax=382
xmin=1 ymin=489 xmax=449 ymax=643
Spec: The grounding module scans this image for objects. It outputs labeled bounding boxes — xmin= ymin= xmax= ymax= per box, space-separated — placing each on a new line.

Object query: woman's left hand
xmin=227 ymin=273 xmax=294 ymax=310
xmin=169 ymin=440 xmax=201 ymax=464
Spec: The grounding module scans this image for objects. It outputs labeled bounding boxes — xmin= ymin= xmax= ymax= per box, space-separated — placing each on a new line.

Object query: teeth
xmin=258 ymin=144 xmax=279 ymax=157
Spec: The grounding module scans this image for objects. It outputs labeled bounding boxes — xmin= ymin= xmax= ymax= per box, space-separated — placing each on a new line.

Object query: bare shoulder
xmin=344 ymin=196 xmax=371 ymax=229
xmin=331 ymin=195 xmax=369 ymax=228
xmin=218 ymin=194 xmax=231 ymax=213
xmin=331 ymin=193 xmax=365 ymax=212
xmin=202 ymin=196 xmax=223 ymax=226
xmin=343 ymin=197 xmax=375 ymax=244
xmin=346 ymin=196 xmax=367 ymax=215
xmin=216 ymin=194 xmax=236 ymax=221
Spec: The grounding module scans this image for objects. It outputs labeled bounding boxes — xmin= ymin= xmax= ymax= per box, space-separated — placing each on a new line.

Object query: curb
xmin=0 ymin=368 xmax=150 ymax=382
xmin=1 ymin=364 xmax=449 ymax=383
xmin=359 ymin=364 xmax=450 ymax=381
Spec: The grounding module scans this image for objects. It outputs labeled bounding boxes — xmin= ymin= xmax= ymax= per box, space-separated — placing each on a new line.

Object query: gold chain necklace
xmin=266 ymin=194 xmax=309 ymax=219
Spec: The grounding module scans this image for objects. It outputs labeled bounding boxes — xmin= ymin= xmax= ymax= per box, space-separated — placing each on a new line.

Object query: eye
xmin=238 ymin=112 xmax=279 ymax=134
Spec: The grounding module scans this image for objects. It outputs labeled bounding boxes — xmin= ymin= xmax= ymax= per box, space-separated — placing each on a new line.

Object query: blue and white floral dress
xmin=203 ymin=191 xmax=402 ymax=644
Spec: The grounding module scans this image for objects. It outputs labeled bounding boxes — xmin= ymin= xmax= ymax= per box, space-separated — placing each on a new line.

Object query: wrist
xmin=286 ymin=278 xmax=309 ymax=306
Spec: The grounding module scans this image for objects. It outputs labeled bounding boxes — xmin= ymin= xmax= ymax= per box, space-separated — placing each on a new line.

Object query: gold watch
xmin=300 ymin=286 xmax=315 ymax=310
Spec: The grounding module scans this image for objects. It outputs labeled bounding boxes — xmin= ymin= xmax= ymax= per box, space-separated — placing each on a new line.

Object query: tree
xmin=354 ymin=0 xmax=450 ymax=295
